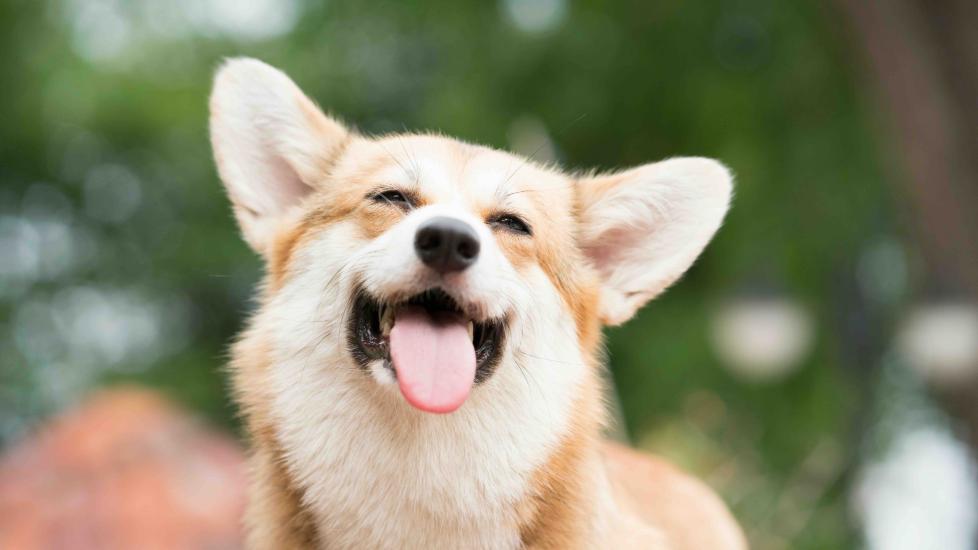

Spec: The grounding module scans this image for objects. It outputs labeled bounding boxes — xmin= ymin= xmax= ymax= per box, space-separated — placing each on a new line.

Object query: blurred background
xmin=2 ymin=0 xmax=977 ymax=548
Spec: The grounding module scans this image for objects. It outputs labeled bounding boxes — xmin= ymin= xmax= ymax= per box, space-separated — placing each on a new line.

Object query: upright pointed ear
xmin=209 ymin=58 xmax=349 ymax=255
xmin=578 ymin=157 xmax=732 ymax=325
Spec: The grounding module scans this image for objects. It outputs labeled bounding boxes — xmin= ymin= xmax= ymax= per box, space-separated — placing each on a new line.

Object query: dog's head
xmin=210 ymin=59 xmax=731 ymax=416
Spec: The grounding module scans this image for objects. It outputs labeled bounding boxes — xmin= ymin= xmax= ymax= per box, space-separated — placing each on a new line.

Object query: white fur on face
xmin=259 ymin=162 xmax=588 ymax=549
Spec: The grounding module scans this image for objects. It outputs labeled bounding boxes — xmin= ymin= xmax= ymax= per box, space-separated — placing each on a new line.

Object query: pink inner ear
xmin=213 ymin=111 xmax=314 ymax=219
xmin=583 ymin=226 xmax=645 ymax=279
xmin=258 ymin=153 xmax=314 ymax=215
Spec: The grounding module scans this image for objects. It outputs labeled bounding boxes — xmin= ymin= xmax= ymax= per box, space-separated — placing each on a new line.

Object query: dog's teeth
xmin=467 ymin=321 xmax=474 ymax=341
xmin=380 ymin=306 xmax=395 ymax=335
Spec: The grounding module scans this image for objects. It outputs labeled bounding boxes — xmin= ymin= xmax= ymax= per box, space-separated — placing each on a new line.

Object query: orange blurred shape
xmin=0 ymin=387 xmax=246 ymax=550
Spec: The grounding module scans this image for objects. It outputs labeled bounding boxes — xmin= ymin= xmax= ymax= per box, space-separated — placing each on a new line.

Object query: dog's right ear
xmin=209 ymin=58 xmax=348 ymax=255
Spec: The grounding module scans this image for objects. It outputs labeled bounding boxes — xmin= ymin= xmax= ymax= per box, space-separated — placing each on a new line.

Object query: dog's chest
xmin=310 ymin=461 xmax=521 ymax=550
xmin=271 ymin=365 xmax=550 ymax=550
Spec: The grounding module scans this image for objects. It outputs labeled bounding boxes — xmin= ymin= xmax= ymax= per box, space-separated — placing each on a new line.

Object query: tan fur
xmin=209 ymin=58 xmax=746 ymax=550
xmin=604 ymin=443 xmax=747 ymax=550
xmin=518 ymin=375 xmax=604 ymax=549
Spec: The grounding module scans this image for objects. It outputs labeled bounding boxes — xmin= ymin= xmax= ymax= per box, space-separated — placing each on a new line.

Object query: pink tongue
xmin=389 ymin=306 xmax=476 ymax=414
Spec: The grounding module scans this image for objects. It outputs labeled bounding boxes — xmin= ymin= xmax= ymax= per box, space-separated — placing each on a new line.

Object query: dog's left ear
xmin=577 ymin=157 xmax=732 ymax=325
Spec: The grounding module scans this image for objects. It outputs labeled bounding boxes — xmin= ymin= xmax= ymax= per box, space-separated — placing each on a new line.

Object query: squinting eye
xmin=489 ymin=214 xmax=532 ymax=236
xmin=371 ymin=190 xmax=412 ymax=209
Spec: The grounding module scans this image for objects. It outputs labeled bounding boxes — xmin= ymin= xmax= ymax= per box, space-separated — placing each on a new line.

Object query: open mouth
xmin=348 ymin=287 xmax=505 ymax=412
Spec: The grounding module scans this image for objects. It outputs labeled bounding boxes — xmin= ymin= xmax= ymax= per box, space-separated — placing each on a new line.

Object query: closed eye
xmin=488 ymin=213 xmax=532 ymax=236
xmin=370 ymin=189 xmax=415 ymax=210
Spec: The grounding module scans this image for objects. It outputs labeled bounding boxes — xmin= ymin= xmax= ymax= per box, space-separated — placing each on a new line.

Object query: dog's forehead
xmin=366 ymin=135 xmax=567 ymax=209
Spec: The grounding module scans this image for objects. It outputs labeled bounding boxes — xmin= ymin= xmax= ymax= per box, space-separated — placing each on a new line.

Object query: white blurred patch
xmin=11 ymin=286 xmax=193 ymax=408
xmin=62 ymin=0 xmax=301 ymax=65
xmin=0 ymin=217 xmax=41 ymax=285
xmin=0 ymin=214 xmax=96 ymax=295
xmin=188 ymin=0 xmax=301 ymax=41
xmin=898 ymin=303 xmax=978 ymax=387
xmin=501 ymin=0 xmax=567 ymax=33
xmin=710 ymin=297 xmax=815 ymax=382
xmin=63 ymin=0 xmax=133 ymax=63
xmin=14 ymin=287 xmax=191 ymax=369
xmin=55 ymin=286 xmax=163 ymax=367
xmin=854 ymin=426 xmax=978 ymax=550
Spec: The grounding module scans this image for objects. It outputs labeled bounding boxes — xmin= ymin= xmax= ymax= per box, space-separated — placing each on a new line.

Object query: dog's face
xmin=210 ymin=59 xmax=731 ymax=417
xmin=283 ymin=133 xmax=588 ymax=414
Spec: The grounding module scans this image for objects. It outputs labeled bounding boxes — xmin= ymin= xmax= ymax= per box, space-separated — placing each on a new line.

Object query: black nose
xmin=414 ymin=216 xmax=480 ymax=273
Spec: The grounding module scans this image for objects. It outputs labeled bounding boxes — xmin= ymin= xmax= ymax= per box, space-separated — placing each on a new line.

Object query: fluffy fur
xmin=209 ymin=58 xmax=746 ymax=550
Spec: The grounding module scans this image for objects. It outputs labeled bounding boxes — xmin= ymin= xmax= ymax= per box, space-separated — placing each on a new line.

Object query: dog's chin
xmin=347 ymin=287 xmax=507 ymax=387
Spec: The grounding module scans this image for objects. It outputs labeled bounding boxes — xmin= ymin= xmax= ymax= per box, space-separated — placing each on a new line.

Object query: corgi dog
xmin=209 ymin=58 xmax=746 ymax=550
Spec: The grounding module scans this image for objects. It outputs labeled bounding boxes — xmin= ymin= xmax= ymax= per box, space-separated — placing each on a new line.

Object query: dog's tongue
xmin=389 ymin=306 xmax=476 ymax=414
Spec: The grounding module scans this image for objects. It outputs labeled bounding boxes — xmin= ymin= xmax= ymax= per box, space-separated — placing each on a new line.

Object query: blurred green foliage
xmin=0 ymin=1 xmax=900 ymax=548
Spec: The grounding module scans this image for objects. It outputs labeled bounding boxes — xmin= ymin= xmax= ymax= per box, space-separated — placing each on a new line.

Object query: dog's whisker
xmin=397 ymin=135 xmax=422 ymax=185
xmin=378 ymin=141 xmax=415 ymax=188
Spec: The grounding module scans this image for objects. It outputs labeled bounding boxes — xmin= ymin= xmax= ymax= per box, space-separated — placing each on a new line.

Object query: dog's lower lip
xmin=346 ymin=288 xmax=506 ymax=383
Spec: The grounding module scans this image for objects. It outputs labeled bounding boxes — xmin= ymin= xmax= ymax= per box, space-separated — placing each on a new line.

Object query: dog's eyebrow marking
xmin=494 ymin=181 xmax=570 ymax=217
xmin=491 ymin=182 xmax=536 ymax=216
